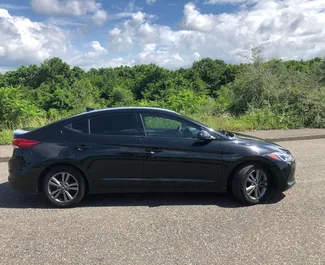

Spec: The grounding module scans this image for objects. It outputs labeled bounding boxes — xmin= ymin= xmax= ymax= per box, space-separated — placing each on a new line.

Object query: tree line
xmin=0 ymin=52 xmax=324 ymax=132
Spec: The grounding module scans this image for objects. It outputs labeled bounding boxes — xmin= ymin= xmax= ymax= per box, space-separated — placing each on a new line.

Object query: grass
xmin=188 ymin=111 xmax=290 ymax=132
xmin=0 ymin=130 xmax=13 ymax=145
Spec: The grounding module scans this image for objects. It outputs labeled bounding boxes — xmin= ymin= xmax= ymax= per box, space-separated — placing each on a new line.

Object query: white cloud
xmin=182 ymin=1 xmax=325 ymax=61
xmin=136 ymin=49 xmax=186 ymax=68
xmin=143 ymin=43 xmax=156 ymax=52
xmin=205 ymin=0 xmax=258 ymax=4
xmin=89 ymin=41 xmax=107 ymax=55
xmin=108 ymin=11 xmax=158 ymax=52
xmin=78 ymin=41 xmax=107 ymax=60
xmin=2 ymin=0 xmax=325 ymax=71
xmin=70 ymin=41 xmax=109 ymax=68
xmin=125 ymin=0 xmax=142 ymax=13
xmin=0 ymin=46 xmax=5 ymax=56
xmin=46 ymin=17 xmax=84 ymax=26
xmin=0 ymin=8 xmax=69 ymax=66
xmin=110 ymin=12 xmax=133 ymax=20
xmin=131 ymin=11 xmax=145 ymax=24
xmin=146 ymin=0 xmax=156 ymax=5
xmin=106 ymin=9 xmax=207 ymax=68
xmin=104 ymin=1 xmax=325 ymax=68
xmin=193 ymin=52 xmax=201 ymax=59
xmin=101 ymin=57 xmax=128 ymax=68
xmin=0 ymin=4 xmax=30 ymax=10
xmin=32 ymin=0 xmax=95 ymax=15
xmin=31 ymin=0 xmax=108 ymax=25
xmin=182 ymin=3 xmax=216 ymax=32
xmin=92 ymin=9 xmax=108 ymax=25
xmin=110 ymin=27 xmax=121 ymax=36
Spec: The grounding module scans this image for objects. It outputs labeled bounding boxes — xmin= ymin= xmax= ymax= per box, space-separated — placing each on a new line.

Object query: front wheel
xmin=232 ymin=165 xmax=269 ymax=205
xmin=42 ymin=166 xmax=86 ymax=208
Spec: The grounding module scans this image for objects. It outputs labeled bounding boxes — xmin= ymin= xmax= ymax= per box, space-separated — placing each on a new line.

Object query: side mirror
xmin=197 ymin=130 xmax=214 ymax=140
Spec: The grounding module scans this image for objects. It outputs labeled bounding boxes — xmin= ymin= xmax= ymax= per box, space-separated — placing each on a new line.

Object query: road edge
xmin=0 ymin=157 xmax=10 ymax=163
xmin=264 ymin=134 xmax=325 ymax=142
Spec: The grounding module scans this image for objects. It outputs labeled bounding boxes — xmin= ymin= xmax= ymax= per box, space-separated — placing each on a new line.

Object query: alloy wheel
xmin=245 ymin=169 xmax=268 ymax=201
xmin=47 ymin=172 xmax=79 ymax=203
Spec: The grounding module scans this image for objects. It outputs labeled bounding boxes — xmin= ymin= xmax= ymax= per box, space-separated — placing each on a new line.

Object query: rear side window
xmin=90 ymin=113 xmax=139 ymax=136
xmin=66 ymin=119 xmax=89 ymax=134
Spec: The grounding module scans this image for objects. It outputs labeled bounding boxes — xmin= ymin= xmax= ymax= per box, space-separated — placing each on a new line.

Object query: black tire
xmin=232 ymin=164 xmax=269 ymax=205
xmin=42 ymin=165 xmax=86 ymax=208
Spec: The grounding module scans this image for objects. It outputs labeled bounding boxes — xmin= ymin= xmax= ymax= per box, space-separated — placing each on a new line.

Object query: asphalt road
xmin=0 ymin=139 xmax=324 ymax=265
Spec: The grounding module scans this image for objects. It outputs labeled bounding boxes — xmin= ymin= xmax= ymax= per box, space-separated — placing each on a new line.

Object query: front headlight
xmin=267 ymin=152 xmax=295 ymax=163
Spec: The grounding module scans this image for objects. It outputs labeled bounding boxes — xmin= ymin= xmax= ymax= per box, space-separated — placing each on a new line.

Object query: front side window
xmin=141 ymin=113 xmax=200 ymax=138
xmin=90 ymin=113 xmax=139 ymax=136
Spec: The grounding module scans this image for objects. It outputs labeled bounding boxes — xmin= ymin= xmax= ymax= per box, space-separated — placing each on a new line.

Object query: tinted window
xmin=141 ymin=113 xmax=200 ymax=138
xmin=145 ymin=116 xmax=180 ymax=130
xmin=90 ymin=113 xmax=139 ymax=136
xmin=66 ymin=119 xmax=89 ymax=134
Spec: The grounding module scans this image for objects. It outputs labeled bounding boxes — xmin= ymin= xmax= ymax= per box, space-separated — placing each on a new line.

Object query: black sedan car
xmin=8 ymin=107 xmax=296 ymax=207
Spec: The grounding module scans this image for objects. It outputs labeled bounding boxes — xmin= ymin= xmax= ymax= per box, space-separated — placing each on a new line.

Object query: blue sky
xmin=0 ymin=0 xmax=325 ymax=72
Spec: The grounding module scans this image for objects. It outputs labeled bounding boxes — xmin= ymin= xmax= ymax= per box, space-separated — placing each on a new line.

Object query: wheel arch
xmin=226 ymin=157 xmax=280 ymax=193
xmin=37 ymin=162 xmax=91 ymax=194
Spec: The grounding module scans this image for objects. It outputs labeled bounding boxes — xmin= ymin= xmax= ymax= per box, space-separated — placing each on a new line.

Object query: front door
xmin=139 ymin=112 xmax=223 ymax=192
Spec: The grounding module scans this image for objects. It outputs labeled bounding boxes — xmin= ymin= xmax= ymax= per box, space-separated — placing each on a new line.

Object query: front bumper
xmin=276 ymin=160 xmax=296 ymax=192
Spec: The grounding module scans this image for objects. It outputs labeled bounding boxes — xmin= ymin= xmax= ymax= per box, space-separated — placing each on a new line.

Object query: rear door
xmin=62 ymin=112 xmax=144 ymax=191
xmin=139 ymin=112 xmax=223 ymax=191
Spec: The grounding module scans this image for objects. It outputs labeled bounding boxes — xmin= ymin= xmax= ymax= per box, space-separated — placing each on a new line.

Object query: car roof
xmin=85 ymin=107 xmax=178 ymax=115
xmin=59 ymin=107 xmax=180 ymax=124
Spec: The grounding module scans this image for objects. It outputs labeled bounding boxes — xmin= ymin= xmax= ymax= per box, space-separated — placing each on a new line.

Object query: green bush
xmin=166 ymin=89 xmax=215 ymax=114
xmin=0 ymin=86 xmax=45 ymax=130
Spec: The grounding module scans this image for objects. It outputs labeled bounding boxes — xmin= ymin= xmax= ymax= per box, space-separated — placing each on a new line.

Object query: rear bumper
xmin=8 ymin=157 xmax=40 ymax=194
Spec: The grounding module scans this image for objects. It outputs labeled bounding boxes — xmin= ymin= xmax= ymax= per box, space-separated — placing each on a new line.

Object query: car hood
xmin=230 ymin=132 xmax=290 ymax=155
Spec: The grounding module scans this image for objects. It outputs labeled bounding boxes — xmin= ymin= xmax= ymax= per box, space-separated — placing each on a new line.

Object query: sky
xmin=0 ymin=0 xmax=325 ymax=72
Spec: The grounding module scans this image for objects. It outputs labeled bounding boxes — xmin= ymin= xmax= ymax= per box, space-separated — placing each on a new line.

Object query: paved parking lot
xmin=0 ymin=139 xmax=325 ymax=265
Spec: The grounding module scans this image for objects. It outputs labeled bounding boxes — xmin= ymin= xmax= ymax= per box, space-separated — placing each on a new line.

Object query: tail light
xmin=12 ymin=138 xmax=40 ymax=149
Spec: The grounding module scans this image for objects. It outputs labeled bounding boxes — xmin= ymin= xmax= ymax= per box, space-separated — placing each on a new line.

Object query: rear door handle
xmin=144 ymin=147 xmax=162 ymax=157
xmin=77 ymin=144 xmax=92 ymax=151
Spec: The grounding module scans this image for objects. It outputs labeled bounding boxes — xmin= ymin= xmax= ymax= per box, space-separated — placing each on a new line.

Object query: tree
xmin=192 ymin=58 xmax=228 ymax=95
xmin=37 ymin=57 xmax=71 ymax=85
xmin=0 ymin=55 xmax=324 ymax=132
xmin=109 ymin=86 xmax=134 ymax=107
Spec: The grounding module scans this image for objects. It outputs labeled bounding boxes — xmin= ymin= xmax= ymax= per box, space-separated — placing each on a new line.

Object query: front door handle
xmin=77 ymin=144 xmax=92 ymax=151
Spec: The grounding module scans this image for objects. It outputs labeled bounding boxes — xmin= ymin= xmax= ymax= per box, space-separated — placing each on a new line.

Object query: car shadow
xmin=0 ymin=181 xmax=285 ymax=209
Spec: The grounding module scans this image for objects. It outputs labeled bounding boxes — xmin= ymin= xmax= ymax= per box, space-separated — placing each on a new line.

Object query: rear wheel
xmin=42 ymin=166 xmax=86 ymax=208
xmin=232 ymin=164 xmax=269 ymax=205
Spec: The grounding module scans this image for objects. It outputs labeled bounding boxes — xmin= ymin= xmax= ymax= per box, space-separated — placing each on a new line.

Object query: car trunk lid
xmin=13 ymin=129 xmax=30 ymax=138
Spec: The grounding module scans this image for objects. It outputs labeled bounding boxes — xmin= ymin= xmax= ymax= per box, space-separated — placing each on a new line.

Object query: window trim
xmin=88 ymin=119 xmax=91 ymax=134
xmin=138 ymin=113 xmax=147 ymax=137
